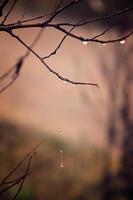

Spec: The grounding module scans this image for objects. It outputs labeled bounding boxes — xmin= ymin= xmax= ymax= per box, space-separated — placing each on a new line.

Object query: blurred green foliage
xmin=0 ymin=120 xmax=109 ymax=200
xmin=0 ymin=120 xmax=127 ymax=200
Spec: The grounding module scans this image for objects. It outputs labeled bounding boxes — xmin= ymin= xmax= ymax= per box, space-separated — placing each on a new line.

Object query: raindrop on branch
xmin=60 ymin=162 xmax=64 ymax=168
xmin=82 ymin=41 xmax=88 ymax=45
xmin=120 ymin=39 xmax=126 ymax=44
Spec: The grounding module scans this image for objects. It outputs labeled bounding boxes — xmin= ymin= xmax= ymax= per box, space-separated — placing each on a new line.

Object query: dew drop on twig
xmin=60 ymin=162 xmax=64 ymax=168
xmin=120 ymin=39 xmax=126 ymax=44
xmin=82 ymin=41 xmax=88 ymax=45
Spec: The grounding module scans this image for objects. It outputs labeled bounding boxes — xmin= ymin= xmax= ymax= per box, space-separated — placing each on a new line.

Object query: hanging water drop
xmin=102 ymin=43 xmax=107 ymax=46
xmin=60 ymin=162 xmax=64 ymax=168
xmin=82 ymin=41 xmax=88 ymax=45
xmin=120 ymin=39 xmax=126 ymax=44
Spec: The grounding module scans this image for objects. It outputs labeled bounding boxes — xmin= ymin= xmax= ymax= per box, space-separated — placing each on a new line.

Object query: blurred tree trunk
xmin=101 ymin=42 xmax=133 ymax=199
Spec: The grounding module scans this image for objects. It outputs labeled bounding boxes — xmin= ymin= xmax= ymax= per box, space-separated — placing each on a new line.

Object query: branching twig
xmin=0 ymin=140 xmax=44 ymax=186
xmin=0 ymin=140 xmax=45 ymax=198
xmin=20 ymin=0 xmax=82 ymax=24
xmin=0 ymin=153 xmax=35 ymax=197
xmin=45 ymin=0 xmax=81 ymax=24
xmin=8 ymin=30 xmax=98 ymax=87
xmin=0 ymin=28 xmax=44 ymax=94
xmin=57 ymin=6 xmax=133 ymax=27
xmin=43 ymin=19 xmax=83 ymax=59
xmin=11 ymin=152 xmax=36 ymax=200
xmin=0 ymin=73 xmax=17 ymax=94
xmin=2 ymin=0 xmax=19 ymax=24
xmin=0 ymin=0 xmax=10 ymax=17
xmin=0 ymin=65 xmax=14 ymax=82
xmin=54 ymin=25 xmax=133 ymax=44
xmin=0 ymin=56 xmax=24 ymax=94
xmin=0 ymin=1 xmax=132 ymax=92
xmin=92 ymin=24 xmax=114 ymax=40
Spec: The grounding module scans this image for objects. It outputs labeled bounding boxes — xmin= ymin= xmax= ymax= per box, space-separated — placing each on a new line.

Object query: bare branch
xmin=0 ymin=153 xmax=36 ymax=197
xmin=54 ymin=25 xmax=133 ymax=44
xmin=19 ymin=0 xmax=82 ymax=24
xmin=0 ymin=4 xmax=132 ymax=33
xmin=45 ymin=0 xmax=81 ymax=24
xmin=92 ymin=24 xmax=114 ymax=40
xmin=0 ymin=65 xmax=15 ymax=82
xmin=3 ymin=171 xmax=31 ymax=185
xmin=0 ymin=28 xmax=44 ymax=94
xmin=0 ymin=73 xmax=17 ymax=94
xmin=0 ymin=2 xmax=132 ymax=92
xmin=11 ymin=152 xmax=36 ymax=200
xmin=0 ymin=140 xmax=44 ymax=186
xmin=8 ymin=30 xmax=98 ymax=87
xmin=0 ymin=20 xmax=132 ymax=44
xmin=0 ymin=0 xmax=10 ymax=17
xmin=2 ymin=0 xmax=19 ymax=24
xmin=57 ymin=6 xmax=133 ymax=27
xmin=0 ymin=56 xmax=24 ymax=94
xmin=43 ymin=19 xmax=83 ymax=59
xmin=0 ymin=140 xmax=45 ymax=199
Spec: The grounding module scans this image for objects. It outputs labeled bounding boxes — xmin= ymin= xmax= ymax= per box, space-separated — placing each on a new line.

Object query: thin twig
xmin=0 ymin=0 xmax=10 ymax=17
xmin=0 ymin=65 xmax=15 ymax=82
xmin=12 ymin=153 xmax=36 ymax=200
xmin=0 ymin=153 xmax=36 ymax=196
xmin=0 ymin=140 xmax=44 ymax=185
xmin=19 ymin=0 xmax=82 ymax=24
xmin=43 ymin=19 xmax=82 ymax=59
xmin=2 ymin=0 xmax=19 ymax=24
xmin=54 ymin=25 xmax=133 ymax=44
xmin=0 ymin=3 xmax=132 ymax=92
xmin=8 ymin=30 xmax=98 ymax=87
xmin=0 ymin=57 xmax=23 ymax=94
xmin=0 ymin=74 xmax=17 ymax=93
xmin=45 ymin=0 xmax=79 ymax=24
xmin=0 ymin=28 xmax=44 ymax=94
xmin=92 ymin=24 xmax=114 ymax=40
xmin=57 ymin=6 xmax=133 ymax=26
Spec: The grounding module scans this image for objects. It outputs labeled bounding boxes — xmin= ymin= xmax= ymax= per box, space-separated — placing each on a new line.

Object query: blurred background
xmin=0 ymin=0 xmax=133 ymax=199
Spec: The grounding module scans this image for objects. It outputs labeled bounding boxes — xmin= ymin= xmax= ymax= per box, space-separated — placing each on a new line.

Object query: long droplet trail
xmin=58 ymin=129 xmax=64 ymax=168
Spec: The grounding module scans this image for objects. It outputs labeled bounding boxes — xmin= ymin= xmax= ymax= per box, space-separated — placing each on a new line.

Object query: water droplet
xmin=102 ymin=43 xmax=106 ymax=46
xmin=120 ymin=39 xmax=126 ymax=44
xmin=60 ymin=149 xmax=64 ymax=167
xmin=60 ymin=162 xmax=64 ymax=168
xmin=82 ymin=41 xmax=88 ymax=45
xmin=60 ymin=149 xmax=63 ymax=153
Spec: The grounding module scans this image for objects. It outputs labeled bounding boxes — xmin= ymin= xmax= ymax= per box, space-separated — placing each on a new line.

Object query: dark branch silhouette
xmin=0 ymin=0 xmax=132 ymax=90
xmin=0 ymin=140 xmax=44 ymax=199
xmin=1 ymin=1 xmax=133 ymax=199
